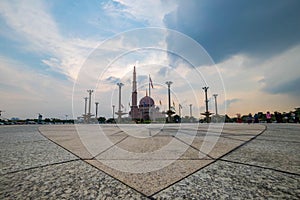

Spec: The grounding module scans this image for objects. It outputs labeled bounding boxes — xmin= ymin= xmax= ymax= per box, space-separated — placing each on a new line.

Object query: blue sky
xmin=0 ymin=0 xmax=299 ymax=119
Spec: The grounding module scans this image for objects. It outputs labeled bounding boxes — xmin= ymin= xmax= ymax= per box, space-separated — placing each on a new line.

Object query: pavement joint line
xmin=87 ymin=158 xmax=213 ymax=160
xmin=148 ymin=159 xmax=218 ymax=197
xmin=0 ymin=139 xmax=48 ymax=144
xmin=1 ymin=158 xmax=80 ymax=175
xmin=219 ymin=158 xmax=300 ymax=176
xmin=150 ymin=125 xmax=268 ymax=197
xmin=254 ymin=138 xmax=300 ymax=143
xmin=172 ymin=135 xmax=215 ymax=160
xmin=215 ymin=125 xmax=268 ymax=162
xmin=91 ymin=135 xmax=129 ymax=159
xmin=168 ymin=127 xmax=258 ymax=138
xmin=110 ymin=130 xmax=125 ymax=135
xmin=36 ymin=124 xmax=276 ymax=198
xmin=220 ymin=135 xmax=250 ymax=142
xmin=81 ymin=159 xmax=153 ymax=199
xmin=38 ymin=127 xmax=83 ymax=160
xmin=38 ymin=126 xmax=152 ymax=199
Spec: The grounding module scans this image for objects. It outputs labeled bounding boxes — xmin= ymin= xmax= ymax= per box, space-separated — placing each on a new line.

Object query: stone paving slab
xmin=0 ymin=125 xmax=76 ymax=176
xmin=190 ymin=136 xmax=248 ymax=159
xmin=153 ymin=160 xmax=300 ymax=199
xmin=0 ymin=139 xmax=77 ymax=175
xmin=38 ymin=123 xmax=265 ymax=196
xmin=255 ymin=125 xmax=300 ymax=143
xmin=87 ymin=159 xmax=213 ymax=196
xmin=0 ymin=160 xmax=147 ymax=199
xmin=223 ymin=128 xmax=300 ymax=174
xmin=2 ymin=124 xmax=299 ymax=199
xmin=0 ymin=125 xmax=47 ymax=144
xmin=39 ymin=125 xmax=128 ymax=159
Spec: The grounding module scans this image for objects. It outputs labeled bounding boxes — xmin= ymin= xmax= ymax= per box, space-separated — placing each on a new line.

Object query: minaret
xmin=131 ymin=66 xmax=139 ymax=120
xmin=132 ymin=66 xmax=137 ymax=107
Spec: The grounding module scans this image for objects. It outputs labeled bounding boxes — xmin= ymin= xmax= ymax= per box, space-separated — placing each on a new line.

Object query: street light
xmin=201 ymin=86 xmax=212 ymax=123
xmin=116 ymin=83 xmax=125 ymax=123
xmin=189 ymin=104 xmax=193 ymax=118
xmin=213 ymin=94 xmax=218 ymax=116
xmin=84 ymin=97 xmax=88 ymax=116
xmin=95 ymin=102 xmax=99 ymax=119
xmin=117 ymin=83 xmax=124 ymax=112
xmin=87 ymin=89 xmax=94 ymax=123
xmin=112 ymin=105 xmax=115 ymax=120
xmin=165 ymin=81 xmax=173 ymax=122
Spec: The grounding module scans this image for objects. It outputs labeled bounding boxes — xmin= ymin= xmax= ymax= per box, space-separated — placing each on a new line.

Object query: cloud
xmin=224 ymin=98 xmax=240 ymax=108
xmin=0 ymin=56 xmax=73 ymax=119
xmin=263 ymin=78 xmax=300 ymax=96
xmin=111 ymin=0 xmax=178 ymax=27
xmin=215 ymin=44 xmax=300 ymax=115
xmin=259 ymin=45 xmax=300 ymax=96
xmin=163 ymin=0 xmax=300 ymax=63
xmin=105 ymin=76 xmax=121 ymax=84
xmin=0 ymin=1 xmax=98 ymax=80
xmin=1 ymin=1 xmax=299 ymax=119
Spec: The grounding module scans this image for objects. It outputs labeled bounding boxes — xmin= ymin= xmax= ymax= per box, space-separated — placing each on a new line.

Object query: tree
xmin=98 ymin=117 xmax=106 ymax=123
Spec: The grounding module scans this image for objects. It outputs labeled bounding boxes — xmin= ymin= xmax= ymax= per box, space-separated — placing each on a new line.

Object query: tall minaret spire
xmin=133 ymin=66 xmax=137 ymax=92
xmin=131 ymin=66 xmax=138 ymax=120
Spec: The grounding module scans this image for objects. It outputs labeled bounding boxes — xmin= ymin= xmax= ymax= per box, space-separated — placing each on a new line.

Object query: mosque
xmin=129 ymin=67 xmax=165 ymax=122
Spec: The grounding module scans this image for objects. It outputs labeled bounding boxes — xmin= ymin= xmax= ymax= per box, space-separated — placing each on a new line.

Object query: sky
xmin=0 ymin=0 xmax=299 ymax=119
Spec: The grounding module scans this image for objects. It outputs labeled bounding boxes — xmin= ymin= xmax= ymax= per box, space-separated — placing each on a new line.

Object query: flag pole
xmin=149 ymin=74 xmax=151 ymax=97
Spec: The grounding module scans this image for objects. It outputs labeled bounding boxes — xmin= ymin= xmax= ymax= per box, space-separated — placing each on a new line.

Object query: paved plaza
xmin=0 ymin=123 xmax=299 ymax=199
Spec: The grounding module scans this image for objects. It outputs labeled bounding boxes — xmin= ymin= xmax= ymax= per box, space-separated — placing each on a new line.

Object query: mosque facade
xmin=129 ymin=67 xmax=165 ymax=122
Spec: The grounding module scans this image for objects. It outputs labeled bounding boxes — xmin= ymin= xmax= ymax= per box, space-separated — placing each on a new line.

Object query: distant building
xmin=129 ymin=67 xmax=165 ymax=122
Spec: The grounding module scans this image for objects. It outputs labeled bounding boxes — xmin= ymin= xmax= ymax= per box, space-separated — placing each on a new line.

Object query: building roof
xmin=139 ymin=96 xmax=155 ymax=107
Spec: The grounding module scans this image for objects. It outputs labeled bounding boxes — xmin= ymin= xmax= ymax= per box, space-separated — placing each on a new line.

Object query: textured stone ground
xmin=0 ymin=124 xmax=299 ymax=199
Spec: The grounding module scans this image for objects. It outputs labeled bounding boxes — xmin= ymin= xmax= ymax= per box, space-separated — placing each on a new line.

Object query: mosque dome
xmin=139 ymin=96 xmax=155 ymax=107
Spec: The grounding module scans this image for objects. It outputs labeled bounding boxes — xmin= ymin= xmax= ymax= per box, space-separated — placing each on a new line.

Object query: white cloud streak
xmin=110 ymin=0 xmax=178 ymax=27
xmin=0 ymin=56 xmax=73 ymax=119
xmin=0 ymin=1 xmax=98 ymax=80
xmin=217 ymin=44 xmax=300 ymax=115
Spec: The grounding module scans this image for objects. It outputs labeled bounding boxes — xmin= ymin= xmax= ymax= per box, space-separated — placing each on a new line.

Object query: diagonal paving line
xmin=110 ymin=130 xmax=125 ymax=135
xmin=254 ymin=138 xmax=300 ymax=143
xmin=149 ymin=125 xmax=268 ymax=197
xmin=172 ymin=135 xmax=215 ymax=160
xmin=36 ymin=124 xmax=269 ymax=198
xmin=218 ymin=125 xmax=300 ymax=177
xmin=37 ymin=127 xmax=152 ymax=199
xmin=90 ymin=135 xmax=129 ymax=159
xmin=1 ymin=159 xmax=80 ymax=175
xmin=219 ymin=159 xmax=300 ymax=177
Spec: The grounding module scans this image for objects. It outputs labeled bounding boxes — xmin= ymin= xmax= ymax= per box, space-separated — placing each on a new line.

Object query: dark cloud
xmin=223 ymin=98 xmax=240 ymax=108
xmin=263 ymin=77 xmax=300 ymax=96
xmin=158 ymin=67 xmax=168 ymax=77
xmin=164 ymin=0 xmax=300 ymax=63
xmin=105 ymin=76 xmax=120 ymax=84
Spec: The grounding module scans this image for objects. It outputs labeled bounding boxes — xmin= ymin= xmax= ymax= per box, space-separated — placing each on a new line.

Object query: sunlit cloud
xmin=0 ymin=0 xmax=299 ymax=119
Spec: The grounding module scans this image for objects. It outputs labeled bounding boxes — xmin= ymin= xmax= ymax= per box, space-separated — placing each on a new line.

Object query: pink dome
xmin=139 ymin=96 xmax=155 ymax=107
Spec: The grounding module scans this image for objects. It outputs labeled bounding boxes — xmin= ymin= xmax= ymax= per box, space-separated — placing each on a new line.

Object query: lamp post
xmin=213 ymin=94 xmax=218 ymax=116
xmin=83 ymin=97 xmax=88 ymax=123
xmin=116 ymin=83 xmax=124 ymax=123
xmin=87 ymin=90 xmax=94 ymax=123
xmin=117 ymin=83 xmax=124 ymax=113
xmin=95 ymin=102 xmax=99 ymax=119
xmin=112 ymin=105 xmax=115 ymax=120
xmin=84 ymin=97 xmax=88 ymax=116
xmin=165 ymin=81 xmax=173 ymax=122
xmin=201 ymin=86 xmax=212 ymax=123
